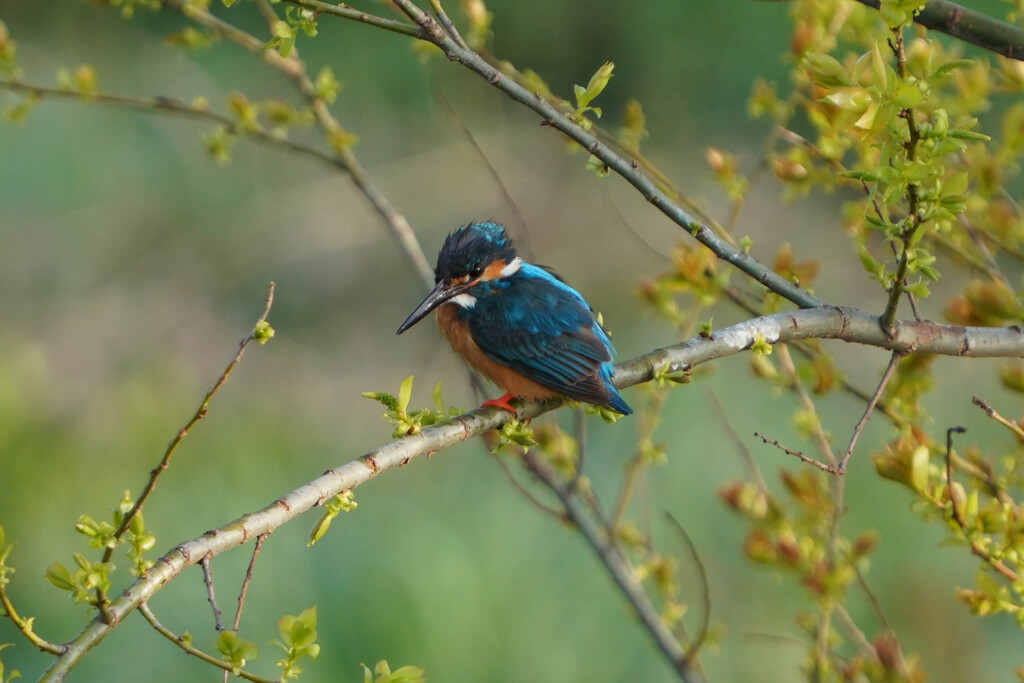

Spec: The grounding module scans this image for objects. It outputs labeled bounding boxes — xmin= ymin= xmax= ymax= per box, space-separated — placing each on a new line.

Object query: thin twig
xmin=706 ymin=389 xmax=768 ymax=491
xmin=854 ymin=565 xmax=894 ymax=634
xmin=776 ymin=344 xmax=836 ymax=466
xmin=880 ymin=30 xmax=921 ymax=336
xmin=665 ymin=514 xmax=711 ymax=662
xmin=232 ymin=534 xmax=268 ymax=632
xmin=428 ymin=0 xmax=468 ymax=49
xmin=944 ymin=426 xmax=1020 ymax=583
xmin=201 ymin=555 xmax=225 ymax=632
xmin=520 ymin=450 xmax=703 ymax=683
xmin=161 ymin=0 xmax=435 ymax=289
xmin=754 ymin=432 xmax=839 ymax=474
xmin=308 ymin=0 xmax=828 ymax=309
xmin=567 ymin=407 xmax=588 ymax=494
xmin=95 ymin=282 xmax=276 ymax=620
xmin=0 ymin=582 xmax=64 ymax=654
xmin=972 ymin=395 xmax=1024 ymax=441
xmin=138 ymin=602 xmax=276 ymax=683
xmin=489 ymin=454 xmax=565 ymax=520
xmin=432 ymin=82 xmax=534 ymax=259
xmin=0 ymin=80 xmax=347 ymax=169
xmin=839 ymin=352 xmax=902 ymax=472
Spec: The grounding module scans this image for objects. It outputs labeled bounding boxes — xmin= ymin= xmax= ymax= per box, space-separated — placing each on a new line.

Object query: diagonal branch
xmin=854 ymin=0 xmax=1024 ymax=61
xmin=39 ymin=306 xmax=1024 ymax=679
xmin=159 ymin=0 xmax=435 ymax=289
xmin=285 ymin=0 xmax=826 ymax=310
xmin=519 ymin=450 xmax=704 ymax=683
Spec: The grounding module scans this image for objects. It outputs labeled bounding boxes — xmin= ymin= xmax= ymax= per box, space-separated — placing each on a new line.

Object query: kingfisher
xmin=396 ymin=221 xmax=632 ymax=416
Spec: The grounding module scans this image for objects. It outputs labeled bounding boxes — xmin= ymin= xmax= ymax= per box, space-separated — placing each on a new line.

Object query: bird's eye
xmin=468 ymin=265 xmax=483 ymax=279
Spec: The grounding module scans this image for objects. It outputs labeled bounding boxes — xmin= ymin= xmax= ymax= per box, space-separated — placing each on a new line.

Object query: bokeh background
xmin=0 ymin=1 xmax=1021 ymax=681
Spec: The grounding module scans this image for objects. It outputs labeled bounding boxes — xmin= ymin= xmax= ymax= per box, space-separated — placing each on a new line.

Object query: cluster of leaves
xmin=211 ymin=606 xmax=322 ymax=679
xmin=362 ymin=376 xmax=460 ymax=438
xmin=721 ymin=470 xmax=925 ymax=681
xmin=874 ymin=426 xmax=1024 ymax=622
xmin=44 ymin=492 xmax=155 ymax=605
xmin=265 ymin=7 xmax=319 ymax=58
xmin=632 ymin=4 xmax=1024 ymax=677
xmin=362 ymin=659 xmax=425 ymax=683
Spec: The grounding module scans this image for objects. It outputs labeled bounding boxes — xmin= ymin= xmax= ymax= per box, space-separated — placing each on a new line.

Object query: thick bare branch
xmin=856 ymin=0 xmax=1024 ymax=61
xmin=40 ymin=305 xmax=1024 ymax=679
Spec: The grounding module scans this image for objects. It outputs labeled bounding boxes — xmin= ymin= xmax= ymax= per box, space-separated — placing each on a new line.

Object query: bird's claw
xmin=480 ymin=393 xmax=518 ymax=415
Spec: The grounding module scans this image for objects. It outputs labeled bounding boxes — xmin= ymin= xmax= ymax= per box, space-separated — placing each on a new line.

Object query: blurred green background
xmin=0 ymin=1 xmax=1021 ymax=681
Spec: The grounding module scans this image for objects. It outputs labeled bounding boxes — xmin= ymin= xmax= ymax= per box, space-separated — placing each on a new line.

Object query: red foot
xmin=480 ymin=392 xmax=517 ymax=414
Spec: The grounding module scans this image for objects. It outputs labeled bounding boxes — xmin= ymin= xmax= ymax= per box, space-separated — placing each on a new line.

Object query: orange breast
xmin=435 ymin=304 xmax=560 ymax=401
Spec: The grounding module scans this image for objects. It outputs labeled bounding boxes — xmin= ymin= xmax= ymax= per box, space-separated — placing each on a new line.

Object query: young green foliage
xmin=215 ymin=630 xmax=259 ymax=674
xmin=561 ymin=61 xmax=614 ymax=131
xmin=362 ymin=377 xmax=459 ymax=438
xmin=362 ymin=660 xmax=426 ymax=683
xmin=272 ymin=606 xmax=320 ymax=679
xmin=307 ymin=490 xmax=357 ymax=546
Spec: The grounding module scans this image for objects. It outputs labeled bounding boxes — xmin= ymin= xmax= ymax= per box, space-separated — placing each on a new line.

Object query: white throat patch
xmin=499 ymin=257 xmax=522 ymax=277
xmin=450 ymin=293 xmax=477 ymax=308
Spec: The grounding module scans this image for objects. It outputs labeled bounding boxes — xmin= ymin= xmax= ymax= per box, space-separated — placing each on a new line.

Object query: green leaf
xmin=216 ymin=631 xmax=258 ymax=669
xmin=433 ymin=381 xmax=444 ymax=413
xmin=44 ymin=563 xmax=74 ymax=592
xmin=577 ymin=62 xmax=614 ymax=109
xmin=585 ymin=154 xmax=609 ymax=177
xmin=802 ymin=52 xmax=848 ymax=87
xmin=947 ymin=129 xmax=991 ymax=141
xmin=397 ymin=376 xmax=413 ymax=414
xmin=892 ymin=83 xmax=923 ymax=108
xmin=841 ymin=170 xmax=881 ymax=183
xmin=932 ymin=59 xmax=973 ymax=78
xmin=315 ymin=66 xmax=341 ymax=104
xmin=909 ymin=445 xmax=930 ymax=492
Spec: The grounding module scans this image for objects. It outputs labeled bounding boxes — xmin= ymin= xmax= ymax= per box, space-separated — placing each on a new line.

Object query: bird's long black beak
xmin=396 ymin=280 xmax=463 ymax=334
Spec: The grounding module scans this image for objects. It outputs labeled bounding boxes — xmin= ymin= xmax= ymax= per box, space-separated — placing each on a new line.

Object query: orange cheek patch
xmin=482 ymin=259 xmax=509 ymax=281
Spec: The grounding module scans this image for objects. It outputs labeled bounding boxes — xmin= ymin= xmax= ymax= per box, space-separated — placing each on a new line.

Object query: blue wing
xmin=462 ymin=264 xmax=632 ymax=414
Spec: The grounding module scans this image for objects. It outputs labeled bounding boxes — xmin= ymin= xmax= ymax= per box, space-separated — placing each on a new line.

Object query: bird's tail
xmin=601 ymin=364 xmax=633 ymax=415
xmin=606 ymin=389 xmax=633 ymax=415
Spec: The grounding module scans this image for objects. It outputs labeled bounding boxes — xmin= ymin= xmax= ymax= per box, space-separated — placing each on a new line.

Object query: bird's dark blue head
xmin=435 ymin=222 xmax=518 ymax=284
xmin=396 ymin=222 xmax=520 ymax=334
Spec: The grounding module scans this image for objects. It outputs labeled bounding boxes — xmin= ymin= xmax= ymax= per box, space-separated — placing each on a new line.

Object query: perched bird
xmin=396 ymin=222 xmax=632 ymax=415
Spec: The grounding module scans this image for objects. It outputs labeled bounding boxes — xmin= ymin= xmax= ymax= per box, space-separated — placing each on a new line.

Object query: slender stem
xmin=232 ymin=534 xmax=268 ymax=632
xmin=972 ymin=395 xmax=1024 ymax=441
xmin=707 ymin=390 xmax=768 ymax=491
xmin=839 ymin=352 xmax=902 ymax=472
xmin=944 ymin=427 xmax=1020 ymax=583
xmin=664 ymin=514 xmax=711 ymax=661
xmin=521 ymin=450 xmax=703 ymax=683
xmin=137 ymin=603 xmax=276 ymax=683
xmin=428 ymin=0 xmax=468 ymax=49
xmin=201 ymin=555 xmax=225 ymax=632
xmin=880 ymin=30 xmax=922 ymax=336
xmin=0 ymin=79 xmax=343 ymax=168
xmin=303 ymin=0 xmax=826 ymax=309
xmin=161 ymin=0 xmax=435 ymax=289
xmin=280 ymin=0 xmax=420 ymax=37
xmin=755 ymin=432 xmax=839 ymax=474
xmin=0 ymin=583 xmax=65 ymax=654
xmin=95 ymin=282 xmax=276 ymax=618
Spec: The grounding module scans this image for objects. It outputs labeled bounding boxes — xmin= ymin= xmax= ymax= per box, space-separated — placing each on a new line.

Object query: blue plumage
xmin=397 ymin=222 xmax=632 ymax=415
